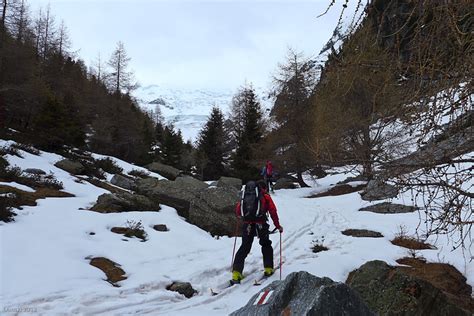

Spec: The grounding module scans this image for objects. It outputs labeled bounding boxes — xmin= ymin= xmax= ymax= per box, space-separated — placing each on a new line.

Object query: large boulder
xmin=360 ymin=180 xmax=398 ymax=201
xmin=91 ymin=192 xmax=159 ymax=213
xmin=189 ymin=186 xmax=239 ymax=236
xmin=145 ymin=162 xmax=181 ymax=180
xmin=24 ymin=168 xmax=47 ymax=175
xmin=231 ymin=271 xmax=374 ymax=316
xmin=111 ymin=174 xmax=136 ymax=191
xmin=137 ymin=176 xmax=238 ymax=236
xmin=359 ymin=202 xmax=417 ymax=214
xmin=136 ymin=176 xmax=207 ymax=217
xmin=216 ymin=176 xmax=242 ymax=191
xmin=54 ymin=159 xmax=85 ymax=175
xmin=346 ymin=260 xmax=472 ymax=316
xmin=273 ymin=177 xmax=298 ymax=190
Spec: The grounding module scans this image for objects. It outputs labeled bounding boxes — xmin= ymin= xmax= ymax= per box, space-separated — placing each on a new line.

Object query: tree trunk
xmin=296 ymin=170 xmax=309 ymax=187
xmin=0 ymin=0 xmax=7 ymax=80
xmin=1 ymin=0 xmax=7 ymax=31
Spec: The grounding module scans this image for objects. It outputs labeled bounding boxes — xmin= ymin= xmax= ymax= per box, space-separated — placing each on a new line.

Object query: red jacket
xmin=235 ymin=191 xmax=281 ymax=229
xmin=266 ymin=162 xmax=273 ymax=176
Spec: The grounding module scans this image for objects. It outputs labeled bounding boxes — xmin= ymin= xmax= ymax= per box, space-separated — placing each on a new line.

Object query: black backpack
xmin=240 ymin=181 xmax=264 ymax=221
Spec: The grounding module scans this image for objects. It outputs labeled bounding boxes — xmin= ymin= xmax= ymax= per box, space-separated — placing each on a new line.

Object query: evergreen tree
xmin=196 ymin=106 xmax=226 ymax=180
xmin=230 ymin=85 xmax=264 ymax=181
xmin=33 ymin=95 xmax=85 ymax=150
xmin=161 ymin=124 xmax=183 ymax=168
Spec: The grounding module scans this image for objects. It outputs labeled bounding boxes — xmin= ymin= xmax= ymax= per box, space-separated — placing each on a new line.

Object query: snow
xmin=90 ymin=152 xmax=165 ymax=181
xmin=1 ymin=144 xmax=472 ymax=314
xmin=0 ymin=182 xmax=35 ymax=193
xmin=134 ymin=84 xmax=272 ymax=143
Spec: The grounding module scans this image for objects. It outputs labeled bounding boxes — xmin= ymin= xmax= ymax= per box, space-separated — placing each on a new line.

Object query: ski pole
xmin=230 ymin=220 xmax=238 ymax=271
xmin=279 ymin=231 xmax=282 ymax=280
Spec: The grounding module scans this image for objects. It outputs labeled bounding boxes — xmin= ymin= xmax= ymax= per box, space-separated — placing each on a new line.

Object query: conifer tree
xmin=196 ymin=106 xmax=226 ymax=180
xmin=230 ymin=85 xmax=264 ymax=181
xmin=270 ymin=49 xmax=317 ymax=186
xmin=161 ymin=124 xmax=183 ymax=168
xmin=107 ymin=41 xmax=137 ymax=94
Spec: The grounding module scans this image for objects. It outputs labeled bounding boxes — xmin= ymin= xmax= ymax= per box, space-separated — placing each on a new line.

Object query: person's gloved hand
xmin=277 ymin=225 xmax=283 ymax=233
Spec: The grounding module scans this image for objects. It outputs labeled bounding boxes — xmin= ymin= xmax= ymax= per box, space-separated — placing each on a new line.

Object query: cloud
xmin=30 ymin=0 xmax=344 ymax=90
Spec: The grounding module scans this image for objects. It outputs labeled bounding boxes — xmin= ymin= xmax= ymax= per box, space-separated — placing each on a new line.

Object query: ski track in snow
xmin=1 ymin=142 xmax=473 ymax=315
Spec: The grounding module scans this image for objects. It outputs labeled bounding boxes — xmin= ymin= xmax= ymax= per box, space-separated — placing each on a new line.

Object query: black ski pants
xmin=232 ymin=222 xmax=273 ymax=273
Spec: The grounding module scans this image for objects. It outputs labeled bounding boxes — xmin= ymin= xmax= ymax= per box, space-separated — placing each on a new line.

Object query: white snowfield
xmin=0 ymin=143 xmax=472 ymax=315
xmin=135 ymin=84 xmax=272 ymax=143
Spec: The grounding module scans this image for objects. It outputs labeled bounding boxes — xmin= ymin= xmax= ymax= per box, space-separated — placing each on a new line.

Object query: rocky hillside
xmin=1 ymin=139 xmax=472 ymax=314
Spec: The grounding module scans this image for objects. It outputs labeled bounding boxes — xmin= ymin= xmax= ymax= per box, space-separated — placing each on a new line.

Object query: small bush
xmin=128 ymin=169 xmax=150 ymax=178
xmin=80 ymin=160 xmax=106 ymax=180
xmin=0 ymin=167 xmax=64 ymax=190
xmin=311 ymin=237 xmax=329 ymax=253
xmin=392 ymin=225 xmax=435 ymax=250
xmin=95 ymin=158 xmax=123 ymax=174
xmin=0 ymin=166 xmax=23 ymax=180
xmin=111 ymin=220 xmax=148 ymax=241
xmin=0 ymin=145 xmax=23 ymax=158
xmin=0 ymin=156 xmax=9 ymax=170
xmin=11 ymin=143 xmax=41 ymax=156
xmin=125 ymin=220 xmax=147 ymax=241
xmin=0 ymin=197 xmax=16 ymax=222
xmin=312 ymin=244 xmax=329 ymax=253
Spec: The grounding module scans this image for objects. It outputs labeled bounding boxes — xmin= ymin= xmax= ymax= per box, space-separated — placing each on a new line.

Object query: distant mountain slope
xmin=135 ymin=84 xmax=272 ymax=142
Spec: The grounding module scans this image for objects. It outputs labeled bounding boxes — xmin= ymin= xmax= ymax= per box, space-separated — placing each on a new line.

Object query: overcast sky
xmin=30 ymin=0 xmax=348 ymax=91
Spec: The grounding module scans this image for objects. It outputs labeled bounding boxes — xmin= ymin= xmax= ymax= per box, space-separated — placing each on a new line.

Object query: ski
xmin=253 ymin=275 xmax=270 ymax=286
xmin=210 ymin=280 xmax=240 ymax=296
xmin=253 ymin=260 xmax=285 ymax=286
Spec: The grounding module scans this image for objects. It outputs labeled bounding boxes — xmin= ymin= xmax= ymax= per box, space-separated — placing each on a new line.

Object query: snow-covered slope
xmin=135 ymin=84 xmax=272 ymax=142
xmin=1 ymin=141 xmax=472 ymax=315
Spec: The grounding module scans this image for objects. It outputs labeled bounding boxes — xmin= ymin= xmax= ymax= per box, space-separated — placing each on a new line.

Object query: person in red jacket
xmin=231 ymin=180 xmax=283 ymax=284
xmin=261 ymin=160 xmax=274 ymax=193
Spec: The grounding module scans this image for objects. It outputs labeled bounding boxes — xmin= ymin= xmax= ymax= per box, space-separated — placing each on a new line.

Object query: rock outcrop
xmin=54 ymin=159 xmax=85 ymax=175
xmin=136 ymin=176 xmax=207 ymax=217
xmin=145 ymin=162 xmax=181 ymax=180
xmin=359 ymin=202 xmax=417 ymax=214
xmin=91 ymin=192 xmax=159 ymax=213
xmin=216 ymin=176 xmax=242 ymax=191
xmin=360 ymin=180 xmax=398 ymax=201
xmin=382 ymin=114 xmax=474 ymax=178
xmin=189 ymin=186 xmax=239 ymax=236
xmin=309 ymin=183 xmax=366 ymax=198
xmin=346 ymin=260 xmax=472 ymax=316
xmin=24 ymin=168 xmax=47 ymax=175
xmin=273 ymin=177 xmax=298 ymax=190
xmin=137 ymin=176 xmax=238 ymax=236
xmin=231 ymin=271 xmax=374 ymax=316
xmin=110 ymin=174 xmax=136 ymax=190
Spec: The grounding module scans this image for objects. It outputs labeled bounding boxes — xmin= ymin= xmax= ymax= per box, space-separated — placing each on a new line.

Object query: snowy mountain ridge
xmin=135 ymin=84 xmax=272 ymax=142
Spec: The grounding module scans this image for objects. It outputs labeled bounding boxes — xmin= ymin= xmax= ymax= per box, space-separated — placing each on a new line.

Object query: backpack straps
xmin=240 ymin=185 xmax=246 ymax=217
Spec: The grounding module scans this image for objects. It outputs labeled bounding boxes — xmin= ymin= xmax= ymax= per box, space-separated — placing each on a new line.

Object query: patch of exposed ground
xmin=342 ymin=229 xmax=384 ymax=238
xmin=0 ymin=185 xmax=74 ymax=209
xmin=89 ymin=257 xmax=127 ymax=286
xmin=396 ymin=257 xmax=474 ymax=313
xmin=391 ymin=236 xmax=436 ymax=250
xmin=308 ymin=184 xmax=366 ymax=198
